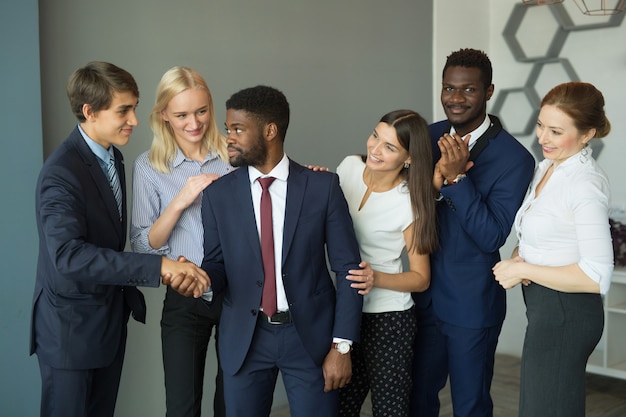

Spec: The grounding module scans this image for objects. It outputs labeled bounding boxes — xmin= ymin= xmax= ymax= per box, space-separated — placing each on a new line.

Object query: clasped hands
xmin=434 ymin=133 xmax=473 ymax=190
xmin=493 ymin=256 xmax=531 ymax=289
xmin=161 ymin=256 xmax=210 ymax=298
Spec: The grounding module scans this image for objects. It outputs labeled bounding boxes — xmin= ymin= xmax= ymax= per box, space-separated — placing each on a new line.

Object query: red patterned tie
xmin=258 ymin=177 xmax=277 ymax=317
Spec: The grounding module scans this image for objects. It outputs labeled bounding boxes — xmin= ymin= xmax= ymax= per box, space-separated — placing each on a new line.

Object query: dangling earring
xmin=404 ymin=162 xmax=410 ymax=169
xmin=579 ymin=144 xmax=589 ymax=164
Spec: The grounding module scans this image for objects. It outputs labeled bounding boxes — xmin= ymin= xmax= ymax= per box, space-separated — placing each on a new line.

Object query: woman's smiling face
xmin=536 ymin=104 xmax=594 ymax=166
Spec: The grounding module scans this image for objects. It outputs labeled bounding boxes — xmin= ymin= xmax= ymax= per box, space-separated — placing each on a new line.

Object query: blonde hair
xmin=148 ymin=67 xmax=227 ymax=173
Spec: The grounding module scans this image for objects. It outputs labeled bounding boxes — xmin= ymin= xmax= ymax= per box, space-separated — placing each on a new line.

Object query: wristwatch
xmin=443 ymin=173 xmax=467 ymax=186
xmin=333 ymin=341 xmax=352 ymax=355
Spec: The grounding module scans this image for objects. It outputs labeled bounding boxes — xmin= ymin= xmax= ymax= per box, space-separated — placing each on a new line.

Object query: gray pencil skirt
xmin=518 ymin=282 xmax=604 ymax=417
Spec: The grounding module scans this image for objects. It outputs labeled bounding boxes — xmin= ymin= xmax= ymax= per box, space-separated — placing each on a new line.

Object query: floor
xmin=270 ymin=354 xmax=626 ymax=416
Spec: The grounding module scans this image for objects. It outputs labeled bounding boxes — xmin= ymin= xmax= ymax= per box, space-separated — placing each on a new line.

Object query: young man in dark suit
xmin=410 ymin=49 xmax=535 ymax=417
xmin=201 ymin=85 xmax=365 ymax=417
xmin=31 ymin=61 xmax=209 ymax=417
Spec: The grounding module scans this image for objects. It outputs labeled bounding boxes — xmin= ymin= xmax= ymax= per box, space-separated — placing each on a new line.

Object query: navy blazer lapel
xmin=282 ymin=160 xmax=306 ymax=265
xmin=232 ymin=167 xmax=264 ymax=265
xmin=69 ymin=130 xmax=125 ymax=241
xmin=468 ymin=115 xmax=502 ymax=162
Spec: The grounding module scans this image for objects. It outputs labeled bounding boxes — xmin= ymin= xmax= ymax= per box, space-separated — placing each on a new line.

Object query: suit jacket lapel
xmin=233 ymin=167 xmax=264 ymax=266
xmin=468 ymin=115 xmax=503 ymax=162
xmin=70 ymin=130 xmax=125 ymax=242
xmin=282 ymin=161 xmax=306 ymax=265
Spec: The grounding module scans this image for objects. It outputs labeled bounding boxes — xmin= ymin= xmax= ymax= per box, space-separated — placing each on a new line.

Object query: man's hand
xmin=160 ymin=257 xmax=210 ymax=298
xmin=436 ymin=133 xmax=473 ymax=183
xmin=322 ymin=347 xmax=352 ymax=392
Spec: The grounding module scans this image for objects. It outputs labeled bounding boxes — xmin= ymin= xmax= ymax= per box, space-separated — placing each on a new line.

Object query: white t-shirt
xmin=337 ymin=155 xmax=414 ymax=313
xmin=515 ymin=149 xmax=614 ymax=294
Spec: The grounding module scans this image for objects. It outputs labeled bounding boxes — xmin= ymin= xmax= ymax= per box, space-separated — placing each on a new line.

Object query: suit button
xmin=251 ymin=309 xmax=258 ymax=316
xmin=256 ymin=280 xmax=263 ymax=287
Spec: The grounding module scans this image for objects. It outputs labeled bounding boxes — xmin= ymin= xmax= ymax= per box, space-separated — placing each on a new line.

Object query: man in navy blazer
xmin=201 ymin=86 xmax=364 ymax=417
xmin=31 ymin=62 xmax=209 ymax=417
xmin=410 ymin=49 xmax=535 ymax=417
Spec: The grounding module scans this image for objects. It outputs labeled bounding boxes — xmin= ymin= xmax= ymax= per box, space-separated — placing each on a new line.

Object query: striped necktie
xmin=107 ymin=156 xmax=122 ymax=219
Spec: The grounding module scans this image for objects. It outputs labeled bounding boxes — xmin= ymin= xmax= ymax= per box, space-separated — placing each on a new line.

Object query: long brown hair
xmin=380 ymin=110 xmax=438 ymax=254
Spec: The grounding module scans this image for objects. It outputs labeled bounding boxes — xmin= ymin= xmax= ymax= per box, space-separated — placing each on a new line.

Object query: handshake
xmin=160 ymin=256 xmax=210 ymax=298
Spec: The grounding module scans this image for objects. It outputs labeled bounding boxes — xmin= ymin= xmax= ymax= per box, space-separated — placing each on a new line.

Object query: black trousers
xmin=339 ymin=307 xmax=417 ymax=417
xmin=38 ymin=325 xmax=126 ymax=417
xmin=161 ymin=286 xmax=225 ymax=417
xmin=519 ymin=283 xmax=604 ymax=417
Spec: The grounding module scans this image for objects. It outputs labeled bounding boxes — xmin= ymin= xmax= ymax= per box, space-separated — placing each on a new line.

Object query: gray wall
xmin=0 ymin=1 xmax=43 ymax=416
xmin=35 ymin=1 xmax=434 ymax=416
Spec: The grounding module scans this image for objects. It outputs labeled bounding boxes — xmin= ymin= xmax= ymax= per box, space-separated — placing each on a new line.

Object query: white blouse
xmin=515 ymin=149 xmax=614 ymax=294
xmin=337 ymin=155 xmax=414 ymax=313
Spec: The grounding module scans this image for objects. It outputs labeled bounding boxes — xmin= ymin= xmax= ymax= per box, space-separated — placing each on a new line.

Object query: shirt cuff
xmin=332 ymin=337 xmax=353 ymax=345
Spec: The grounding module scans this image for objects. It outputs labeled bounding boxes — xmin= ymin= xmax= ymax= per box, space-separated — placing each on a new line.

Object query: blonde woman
xmin=131 ymin=67 xmax=231 ymax=417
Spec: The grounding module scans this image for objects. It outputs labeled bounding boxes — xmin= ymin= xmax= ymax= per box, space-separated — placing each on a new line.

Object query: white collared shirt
xmin=450 ymin=114 xmax=491 ymax=149
xmin=515 ymin=149 xmax=614 ymax=294
xmin=77 ymin=124 xmax=115 ymax=175
xmin=248 ymin=153 xmax=290 ymax=312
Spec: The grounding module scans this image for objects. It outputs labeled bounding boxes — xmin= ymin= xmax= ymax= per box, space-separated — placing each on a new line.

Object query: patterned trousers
xmin=339 ymin=306 xmax=417 ymax=417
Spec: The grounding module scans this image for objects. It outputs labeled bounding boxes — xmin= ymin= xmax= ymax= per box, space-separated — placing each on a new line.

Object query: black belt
xmin=258 ymin=310 xmax=292 ymax=324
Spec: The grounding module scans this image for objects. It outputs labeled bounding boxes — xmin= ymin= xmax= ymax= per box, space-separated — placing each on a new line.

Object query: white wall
xmin=432 ymin=0 xmax=491 ymax=121
xmin=435 ymin=0 xmax=626 ymax=356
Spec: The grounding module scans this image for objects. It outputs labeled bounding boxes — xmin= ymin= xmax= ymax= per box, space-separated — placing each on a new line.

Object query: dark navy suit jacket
xmin=30 ymin=127 xmax=161 ymax=369
xmin=201 ymin=159 xmax=363 ymax=375
xmin=415 ymin=116 xmax=535 ymax=329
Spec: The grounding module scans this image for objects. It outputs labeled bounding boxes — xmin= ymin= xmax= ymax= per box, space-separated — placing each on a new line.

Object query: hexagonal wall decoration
xmin=494 ymin=1 xmax=624 ymax=159
xmin=503 ymin=3 xmax=569 ymax=62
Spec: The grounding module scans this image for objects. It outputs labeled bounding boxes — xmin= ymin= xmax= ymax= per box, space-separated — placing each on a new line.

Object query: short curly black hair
xmin=443 ymin=48 xmax=493 ymax=90
xmin=226 ymin=85 xmax=290 ymax=141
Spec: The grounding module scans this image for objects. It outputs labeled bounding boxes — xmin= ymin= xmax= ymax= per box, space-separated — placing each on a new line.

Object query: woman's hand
xmin=173 ymin=174 xmax=219 ymax=210
xmin=493 ymin=256 xmax=531 ymax=289
xmin=347 ymin=261 xmax=374 ymax=295
xmin=305 ymin=164 xmax=329 ymax=172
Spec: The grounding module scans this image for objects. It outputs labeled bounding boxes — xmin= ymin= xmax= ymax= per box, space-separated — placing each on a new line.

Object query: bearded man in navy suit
xmin=201 ymin=85 xmax=365 ymax=417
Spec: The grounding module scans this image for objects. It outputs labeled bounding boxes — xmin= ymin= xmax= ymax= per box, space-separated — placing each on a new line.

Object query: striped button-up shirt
xmin=130 ymin=148 xmax=232 ymax=266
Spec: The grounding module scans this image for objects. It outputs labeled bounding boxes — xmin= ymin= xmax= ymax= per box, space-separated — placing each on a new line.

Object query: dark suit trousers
xmin=161 ymin=287 xmax=224 ymax=417
xmin=38 ymin=325 xmax=126 ymax=417
xmin=519 ymin=284 xmax=603 ymax=417
xmin=410 ymin=303 xmax=501 ymax=417
xmin=223 ymin=317 xmax=339 ymax=417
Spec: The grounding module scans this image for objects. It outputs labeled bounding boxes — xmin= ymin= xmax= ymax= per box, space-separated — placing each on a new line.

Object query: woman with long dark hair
xmin=337 ymin=110 xmax=437 ymax=417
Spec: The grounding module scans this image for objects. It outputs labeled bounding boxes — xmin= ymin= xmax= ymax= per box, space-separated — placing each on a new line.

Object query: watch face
xmin=336 ymin=342 xmax=350 ymax=354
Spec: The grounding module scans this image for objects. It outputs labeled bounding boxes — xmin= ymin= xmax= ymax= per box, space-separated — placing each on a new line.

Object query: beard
xmin=228 ymin=132 xmax=268 ymax=168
